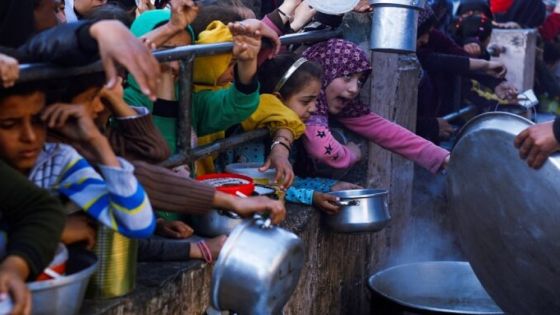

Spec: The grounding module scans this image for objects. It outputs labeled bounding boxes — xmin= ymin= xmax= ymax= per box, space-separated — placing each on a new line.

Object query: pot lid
xmin=307 ymin=0 xmax=360 ymax=15
xmin=447 ymin=112 xmax=560 ymax=315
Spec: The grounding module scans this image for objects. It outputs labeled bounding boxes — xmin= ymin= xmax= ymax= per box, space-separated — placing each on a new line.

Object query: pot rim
xmin=328 ymin=188 xmax=388 ymax=200
xmin=368 ymin=261 xmax=504 ymax=315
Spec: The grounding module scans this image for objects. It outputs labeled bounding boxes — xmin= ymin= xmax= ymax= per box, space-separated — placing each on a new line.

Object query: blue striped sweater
xmin=28 ymin=143 xmax=155 ymax=238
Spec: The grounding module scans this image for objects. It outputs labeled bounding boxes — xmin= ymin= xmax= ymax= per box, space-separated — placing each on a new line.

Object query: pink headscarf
xmin=302 ymin=38 xmax=372 ymax=126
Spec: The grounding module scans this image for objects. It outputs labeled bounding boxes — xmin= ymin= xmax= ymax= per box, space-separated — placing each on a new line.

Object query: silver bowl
xmin=29 ymin=247 xmax=98 ymax=315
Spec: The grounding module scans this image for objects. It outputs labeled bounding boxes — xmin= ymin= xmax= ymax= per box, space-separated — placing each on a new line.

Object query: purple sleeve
xmin=337 ymin=113 xmax=450 ymax=173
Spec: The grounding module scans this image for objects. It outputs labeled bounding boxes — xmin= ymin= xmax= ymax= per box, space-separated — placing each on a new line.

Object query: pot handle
xmin=253 ymin=213 xmax=273 ymax=229
xmin=218 ymin=210 xmax=242 ymax=219
xmin=337 ymin=199 xmax=359 ymax=207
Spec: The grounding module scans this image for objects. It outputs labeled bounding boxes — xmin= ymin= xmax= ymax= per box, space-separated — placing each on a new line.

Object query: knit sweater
xmin=29 ymin=143 xmax=156 ymax=238
xmin=0 ymin=161 xmax=65 ymax=280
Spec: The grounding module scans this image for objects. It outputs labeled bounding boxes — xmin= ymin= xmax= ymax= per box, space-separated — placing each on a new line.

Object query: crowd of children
xmin=0 ymin=0 xmax=559 ymax=313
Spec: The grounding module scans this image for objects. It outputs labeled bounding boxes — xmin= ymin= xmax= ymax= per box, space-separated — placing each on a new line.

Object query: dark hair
xmin=46 ymin=73 xmax=106 ymax=104
xmin=191 ymin=5 xmax=243 ymax=35
xmin=85 ymin=3 xmax=134 ymax=27
xmin=451 ymin=13 xmax=493 ymax=43
xmin=0 ymin=81 xmax=46 ymax=104
xmin=258 ymin=54 xmax=323 ymax=99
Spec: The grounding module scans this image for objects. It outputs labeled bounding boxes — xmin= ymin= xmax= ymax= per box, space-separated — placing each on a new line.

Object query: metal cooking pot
xmin=368 ymin=261 xmax=503 ymax=315
xmin=369 ymin=0 xmax=426 ymax=53
xmin=211 ymin=217 xmax=305 ymax=315
xmin=324 ymin=189 xmax=390 ymax=233
xmin=189 ymin=210 xmax=246 ymax=237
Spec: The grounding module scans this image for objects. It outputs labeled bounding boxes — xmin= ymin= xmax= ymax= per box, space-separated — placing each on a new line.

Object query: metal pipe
xmin=176 ymin=55 xmax=194 ymax=152
xmin=18 ymin=30 xmax=341 ymax=83
xmin=442 ymin=105 xmax=477 ymax=122
xmin=160 ymin=129 xmax=269 ymax=168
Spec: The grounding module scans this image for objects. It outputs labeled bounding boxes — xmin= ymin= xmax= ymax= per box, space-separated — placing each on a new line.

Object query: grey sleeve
xmin=138 ymin=238 xmax=191 ymax=262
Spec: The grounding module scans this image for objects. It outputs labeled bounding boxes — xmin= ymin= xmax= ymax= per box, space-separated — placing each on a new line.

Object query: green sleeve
xmin=0 ymin=162 xmax=65 ymax=279
xmin=191 ymin=84 xmax=259 ymax=137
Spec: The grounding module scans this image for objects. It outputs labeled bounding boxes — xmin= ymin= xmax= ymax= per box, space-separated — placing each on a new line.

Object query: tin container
xmin=86 ymin=226 xmax=138 ymax=299
xmin=369 ymin=0 xmax=426 ymax=53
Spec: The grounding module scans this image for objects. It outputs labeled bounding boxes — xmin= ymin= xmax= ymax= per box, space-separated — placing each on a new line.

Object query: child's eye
xmin=0 ymin=120 xmax=16 ymax=129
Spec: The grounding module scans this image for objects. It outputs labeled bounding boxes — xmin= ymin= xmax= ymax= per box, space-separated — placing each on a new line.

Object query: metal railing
xmin=18 ymin=29 xmax=340 ymax=167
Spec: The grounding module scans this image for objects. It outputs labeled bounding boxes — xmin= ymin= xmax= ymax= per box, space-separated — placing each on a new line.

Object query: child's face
xmin=282 ymin=79 xmax=321 ymax=122
xmin=73 ymin=86 xmax=104 ymax=119
xmin=325 ymin=72 xmax=366 ymax=115
xmin=0 ymin=91 xmax=47 ymax=174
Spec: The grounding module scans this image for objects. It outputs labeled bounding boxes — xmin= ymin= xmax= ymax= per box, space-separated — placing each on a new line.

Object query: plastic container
xmin=225 ymin=163 xmax=276 ymax=185
xmin=197 ymin=173 xmax=255 ymax=196
xmin=36 ymin=244 xmax=68 ymax=281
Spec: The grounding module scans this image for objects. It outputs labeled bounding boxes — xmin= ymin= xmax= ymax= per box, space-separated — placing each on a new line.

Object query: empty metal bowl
xmin=324 ymin=189 xmax=390 ymax=233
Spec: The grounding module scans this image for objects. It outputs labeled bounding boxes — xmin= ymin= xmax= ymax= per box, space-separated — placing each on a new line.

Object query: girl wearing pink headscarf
xmin=301 ymin=38 xmax=450 ymax=173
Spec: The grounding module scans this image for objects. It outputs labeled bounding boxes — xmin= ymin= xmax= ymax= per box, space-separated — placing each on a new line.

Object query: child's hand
xmin=330 ymin=181 xmax=362 ymax=192
xmin=353 ymin=0 xmax=373 ymax=12
xmin=485 ymin=60 xmax=507 ymax=79
xmin=260 ymin=150 xmax=294 ymax=189
xmin=232 ymin=19 xmax=281 ymax=56
xmin=61 ymin=216 xmax=96 ymax=250
xmin=232 ymin=196 xmax=286 ymax=225
xmin=312 ymin=192 xmax=341 ymax=215
xmin=463 ymin=43 xmax=481 ymax=57
xmin=437 ymin=118 xmax=454 ymax=139
xmin=100 ymin=77 xmax=136 ymax=118
xmin=0 ymin=256 xmax=31 ymax=315
xmin=156 ymin=219 xmax=194 ymax=239
xmin=173 ymin=164 xmax=191 ymax=178
xmin=41 ymin=103 xmax=102 ymax=143
xmin=290 ymin=2 xmax=316 ymax=32
xmin=229 ymin=21 xmax=263 ymax=63
xmin=0 ymin=53 xmax=19 ymax=88
xmin=169 ymin=0 xmax=199 ymax=31
xmin=136 ymin=0 xmax=155 ymax=14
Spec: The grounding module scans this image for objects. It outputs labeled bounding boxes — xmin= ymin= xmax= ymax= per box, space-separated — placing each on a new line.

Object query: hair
xmin=0 ymin=81 xmax=46 ymax=104
xmin=46 ymin=73 xmax=107 ymax=104
xmin=85 ymin=3 xmax=134 ymax=27
xmin=191 ymin=5 xmax=243 ymax=35
xmin=451 ymin=12 xmax=493 ymax=43
xmin=258 ymin=54 xmax=323 ymax=99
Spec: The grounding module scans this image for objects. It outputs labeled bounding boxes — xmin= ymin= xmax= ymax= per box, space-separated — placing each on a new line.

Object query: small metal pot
xmin=189 ymin=210 xmax=246 ymax=237
xmin=211 ymin=217 xmax=305 ymax=315
xmin=324 ymin=189 xmax=390 ymax=233
xmin=369 ymin=0 xmax=426 ymax=53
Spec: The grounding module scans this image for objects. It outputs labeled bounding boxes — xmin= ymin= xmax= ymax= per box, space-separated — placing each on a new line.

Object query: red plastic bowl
xmin=197 ymin=173 xmax=255 ymax=196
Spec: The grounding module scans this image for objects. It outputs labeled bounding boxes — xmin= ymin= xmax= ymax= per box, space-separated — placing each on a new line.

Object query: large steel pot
xmin=189 ymin=209 xmax=246 ymax=237
xmin=368 ymin=261 xmax=503 ymax=315
xmin=324 ymin=189 xmax=390 ymax=233
xmin=29 ymin=246 xmax=98 ymax=315
xmin=369 ymin=0 xmax=426 ymax=53
xmin=211 ymin=217 xmax=305 ymax=315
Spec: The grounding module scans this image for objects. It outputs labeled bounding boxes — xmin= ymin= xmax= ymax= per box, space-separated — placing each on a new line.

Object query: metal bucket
xmin=29 ymin=246 xmax=98 ymax=315
xmin=86 ymin=226 xmax=138 ymax=299
xmin=369 ymin=0 xmax=425 ymax=53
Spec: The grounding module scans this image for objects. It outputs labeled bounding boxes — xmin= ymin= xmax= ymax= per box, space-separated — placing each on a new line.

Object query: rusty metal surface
xmin=489 ymin=29 xmax=537 ymax=91
xmin=448 ymin=112 xmax=560 ymax=315
xmin=177 ymin=56 xmax=194 ymax=152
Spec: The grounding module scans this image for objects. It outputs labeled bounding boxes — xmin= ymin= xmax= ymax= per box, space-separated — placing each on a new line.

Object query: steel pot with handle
xmin=324 ymin=189 xmax=390 ymax=233
xmin=369 ymin=0 xmax=426 ymax=53
xmin=189 ymin=209 xmax=246 ymax=237
xmin=211 ymin=216 xmax=305 ymax=315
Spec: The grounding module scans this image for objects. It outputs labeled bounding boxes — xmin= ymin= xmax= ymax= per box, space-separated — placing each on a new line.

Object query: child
xmin=301 ymin=38 xmax=450 ymax=173
xmin=218 ymin=53 xmax=360 ymax=213
xmin=0 ymin=81 xmax=156 ymax=249
xmin=0 ymin=159 xmax=66 ymax=313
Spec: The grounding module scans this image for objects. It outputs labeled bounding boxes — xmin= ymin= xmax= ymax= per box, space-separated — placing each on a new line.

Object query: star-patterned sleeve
xmin=302 ymin=125 xmax=360 ymax=169
xmin=285 ymin=176 xmax=337 ymax=205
